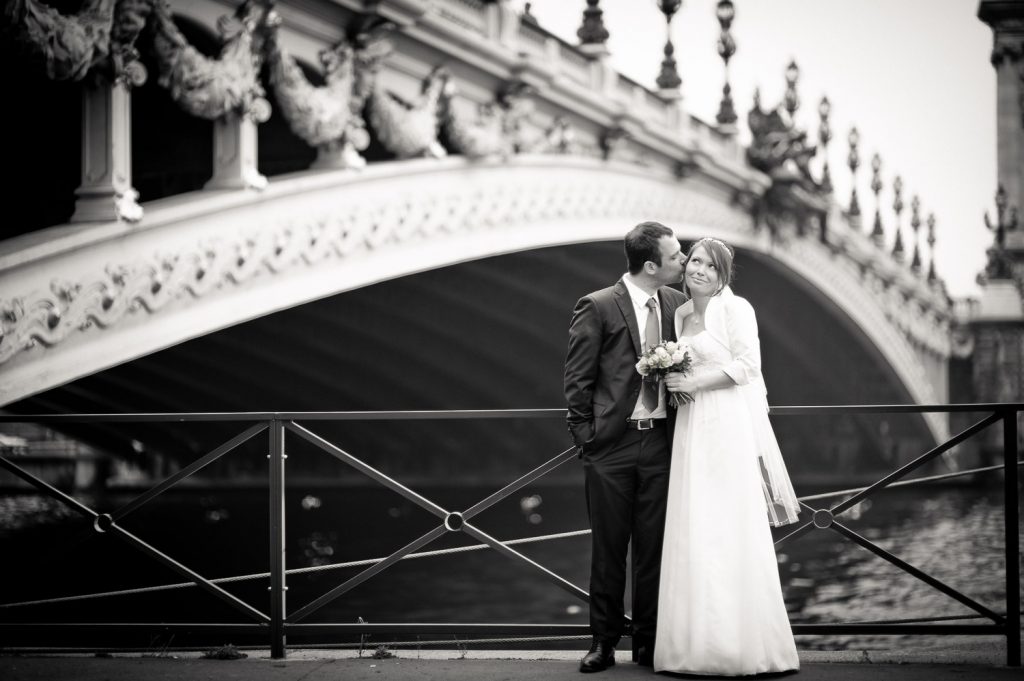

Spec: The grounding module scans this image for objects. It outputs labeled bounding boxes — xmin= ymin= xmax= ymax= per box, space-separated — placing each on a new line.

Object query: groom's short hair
xmin=625 ymin=221 xmax=675 ymax=275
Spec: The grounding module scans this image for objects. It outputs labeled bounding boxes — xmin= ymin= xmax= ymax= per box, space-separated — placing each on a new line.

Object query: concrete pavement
xmin=1 ymin=647 xmax=1019 ymax=681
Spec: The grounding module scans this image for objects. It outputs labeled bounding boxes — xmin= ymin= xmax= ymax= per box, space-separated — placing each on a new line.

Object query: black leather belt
xmin=626 ymin=418 xmax=665 ymax=431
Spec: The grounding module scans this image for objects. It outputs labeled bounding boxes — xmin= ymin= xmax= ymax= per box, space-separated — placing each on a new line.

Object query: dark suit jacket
xmin=564 ymin=279 xmax=688 ymax=456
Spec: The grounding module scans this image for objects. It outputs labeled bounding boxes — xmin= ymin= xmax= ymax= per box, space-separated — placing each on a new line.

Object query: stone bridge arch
xmin=1 ymin=156 xmax=948 ymax=446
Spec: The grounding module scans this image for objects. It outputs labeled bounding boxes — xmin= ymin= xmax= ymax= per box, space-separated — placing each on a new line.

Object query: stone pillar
xmin=71 ymin=78 xmax=143 ymax=223
xmin=978 ymin=0 xmax=1024 ymax=214
xmin=964 ymin=1 xmax=1024 ymax=461
xmin=204 ymin=112 xmax=267 ymax=191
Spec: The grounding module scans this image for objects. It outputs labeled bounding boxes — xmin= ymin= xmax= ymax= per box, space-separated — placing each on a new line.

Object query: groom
xmin=563 ymin=222 xmax=686 ymax=672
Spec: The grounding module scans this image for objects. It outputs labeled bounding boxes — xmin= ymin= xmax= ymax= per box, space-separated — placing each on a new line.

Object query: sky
xmin=514 ymin=0 xmax=998 ymax=299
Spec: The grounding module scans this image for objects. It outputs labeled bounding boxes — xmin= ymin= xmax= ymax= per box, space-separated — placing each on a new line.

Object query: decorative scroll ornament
xmin=0 ymin=250 xmax=221 ymax=365
xmin=267 ymin=22 xmax=392 ymax=169
xmin=3 ymin=0 xmax=114 ymax=81
xmin=367 ymin=65 xmax=448 ymax=159
xmin=150 ymin=0 xmax=275 ymax=122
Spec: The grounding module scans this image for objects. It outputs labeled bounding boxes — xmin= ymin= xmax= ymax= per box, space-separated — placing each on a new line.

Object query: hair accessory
xmin=700 ymin=237 xmax=733 ymax=255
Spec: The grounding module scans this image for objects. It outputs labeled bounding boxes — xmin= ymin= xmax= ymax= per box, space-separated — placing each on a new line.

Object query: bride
xmin=658 ymin=237 xmax=801 ymax=676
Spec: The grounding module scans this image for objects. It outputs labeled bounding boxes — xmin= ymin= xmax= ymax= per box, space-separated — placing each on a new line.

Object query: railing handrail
xmin=0 ymin=403 xmax=1019 ymax=663
xmin=1 ymin=402 xmax=1022 ymax=423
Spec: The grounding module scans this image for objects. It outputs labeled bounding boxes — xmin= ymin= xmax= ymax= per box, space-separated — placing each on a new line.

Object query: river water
xmin=0 ymin=480 xmax=1019 ymax=651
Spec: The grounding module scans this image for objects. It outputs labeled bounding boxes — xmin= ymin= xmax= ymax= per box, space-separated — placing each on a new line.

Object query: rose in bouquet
xmin=635 ymin=340 xmax=695 ymax=407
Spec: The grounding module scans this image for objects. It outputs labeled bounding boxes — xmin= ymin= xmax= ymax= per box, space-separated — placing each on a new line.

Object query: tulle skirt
xmin=654 ymin=381 xmax=800 ymax=676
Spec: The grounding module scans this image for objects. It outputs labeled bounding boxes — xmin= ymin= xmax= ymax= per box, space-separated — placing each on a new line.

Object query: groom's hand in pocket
xmin=571 ymin=423 xmax=596 ymax=458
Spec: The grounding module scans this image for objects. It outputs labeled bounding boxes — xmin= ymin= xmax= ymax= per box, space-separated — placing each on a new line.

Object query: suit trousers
xmin=583 ymin=425 xmax=671 ymax=645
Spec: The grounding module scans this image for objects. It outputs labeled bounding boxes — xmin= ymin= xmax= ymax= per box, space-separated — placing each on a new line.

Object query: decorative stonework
xmin=6 ymin=0 xmax=277 ymax=118
xmin=747 ymin=91 xmax=817 ymax=186
xmin=0 ymin=161 xmax=750 ymax=374
xmin=0 ymin=0 xmax=959 ymax=415
xmin=440 ymin=79 xmax=540 ymax=160
xmin=774 ymin=234 xmax=948 ymax=441
xmin=3 ymin=0 xmax=751 ymax=204
xmin=108 ymin=0 xmax=152 ymax=86
xmin=151 ymin=0 xmax=275 ymax=122
xmin=441 ymin=97 xmax=511 ymax=160
xmin=367 ymin=65 xmax=449 ymax=158
xmin=3 ymin=0 xmax=115 ymax=81
xmin=267 ymin=23 xmax=391 ymax=169
xmin=0 ymin=156 xmax=951 ymax=422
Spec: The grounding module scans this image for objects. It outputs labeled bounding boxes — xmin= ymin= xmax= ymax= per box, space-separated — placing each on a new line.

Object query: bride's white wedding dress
xmin=654 ymin=329 xmax=800 ymax=676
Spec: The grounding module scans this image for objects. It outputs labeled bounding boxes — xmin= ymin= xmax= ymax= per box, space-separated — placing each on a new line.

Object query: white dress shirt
xmin=622 ymin=275 xmax=667 ymax=420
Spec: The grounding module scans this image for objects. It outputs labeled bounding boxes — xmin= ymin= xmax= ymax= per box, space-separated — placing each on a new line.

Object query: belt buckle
xmin=634 ymin=418 xmax=653 ymax=431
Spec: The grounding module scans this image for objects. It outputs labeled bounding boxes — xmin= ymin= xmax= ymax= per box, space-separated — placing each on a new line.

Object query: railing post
xmin=1005 ymin=409 xmax=1021 ymax=666
xmin=269 ymin=418 xmax=287 ymax=658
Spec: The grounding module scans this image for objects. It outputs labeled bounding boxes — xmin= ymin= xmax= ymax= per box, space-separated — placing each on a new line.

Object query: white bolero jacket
xmin=674 ymin=285 xmax=801 ymax=526
xmin=674 ymin=285 xmax=768 ymax=403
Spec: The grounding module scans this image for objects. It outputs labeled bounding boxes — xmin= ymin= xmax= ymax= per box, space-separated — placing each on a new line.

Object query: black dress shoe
xmin=579 ymin=640 xmax=615 ymax=673
xmin=632 ymin=635 xmax=654 ymax=667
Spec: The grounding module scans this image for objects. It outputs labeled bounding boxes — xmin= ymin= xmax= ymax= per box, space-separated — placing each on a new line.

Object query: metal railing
xmin=0 ymin=404 xmax=1019 ymax=664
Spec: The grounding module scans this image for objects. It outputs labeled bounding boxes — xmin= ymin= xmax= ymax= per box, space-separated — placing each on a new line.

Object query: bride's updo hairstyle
xmin=683 ymin=237 xmax=734 ymax=297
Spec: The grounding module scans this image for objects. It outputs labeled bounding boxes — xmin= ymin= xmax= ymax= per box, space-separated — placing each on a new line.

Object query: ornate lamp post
xmin=847 ymin=127 xmax=861 ymax=219
xmin=783 ymin=59 xmax=800 ymax=119
xmin=891 ymin=175 xmax=905 ymax=261
xmin=870 ymin=153 xmax=885 ymax=246
xmin=577 ymin=0 xmax=611 ymax=57
xmin=927 ymin=213 xmax=938 ymax=283
xmin=818 ymin=96 xmax=832 ymax=193
xmin=910 ymin=195 xmax=923 ymax=273
xmin=655 ymin=0 xmax=683 ymax=100
xmin=715 ymin=0 xmax=737 ymax=131
xmin=985 ymin=184 xmax=1020 ymax=250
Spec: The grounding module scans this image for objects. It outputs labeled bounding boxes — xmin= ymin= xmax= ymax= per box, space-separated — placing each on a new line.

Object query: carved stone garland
xmin=367 ymin=65 xmax=449 ymax=159
xmin=2 ymin=0 xmax=115 ymax=81
xmin=266 ymin=24 xmax=391 ymax=169
xmin=6 ymin=0 xmax=277 ymax=123
xmin=150 ymin=0 xmax=274 ymax=123
xmin=440 ymin=79 xmax=527 ymax=160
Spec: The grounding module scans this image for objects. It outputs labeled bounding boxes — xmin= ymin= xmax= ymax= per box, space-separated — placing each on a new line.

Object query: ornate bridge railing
xmin=0 ymin=404 xmax=1019 ymax=664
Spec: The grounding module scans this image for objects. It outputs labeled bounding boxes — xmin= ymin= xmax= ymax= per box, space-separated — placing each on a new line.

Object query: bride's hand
xmin=664 ymin=372 xmax=698 ymax=393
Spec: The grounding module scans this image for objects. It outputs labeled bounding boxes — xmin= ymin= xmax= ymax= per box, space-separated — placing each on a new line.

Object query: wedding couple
xmin=563 ymin=222 xmax=802 ymax=676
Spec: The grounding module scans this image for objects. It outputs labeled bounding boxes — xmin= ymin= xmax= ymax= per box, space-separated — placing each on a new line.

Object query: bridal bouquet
xmin=635 ymin=341 xmax=695 ymax=407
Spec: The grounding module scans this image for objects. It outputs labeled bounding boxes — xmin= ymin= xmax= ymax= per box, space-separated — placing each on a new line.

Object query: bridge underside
xmin=6 ymin=242 xmax=933 ymax=486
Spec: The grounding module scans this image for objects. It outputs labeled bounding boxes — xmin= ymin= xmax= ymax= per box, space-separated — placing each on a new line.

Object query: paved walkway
xmin=1 ymin=647 xmax=1019 ymax=681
